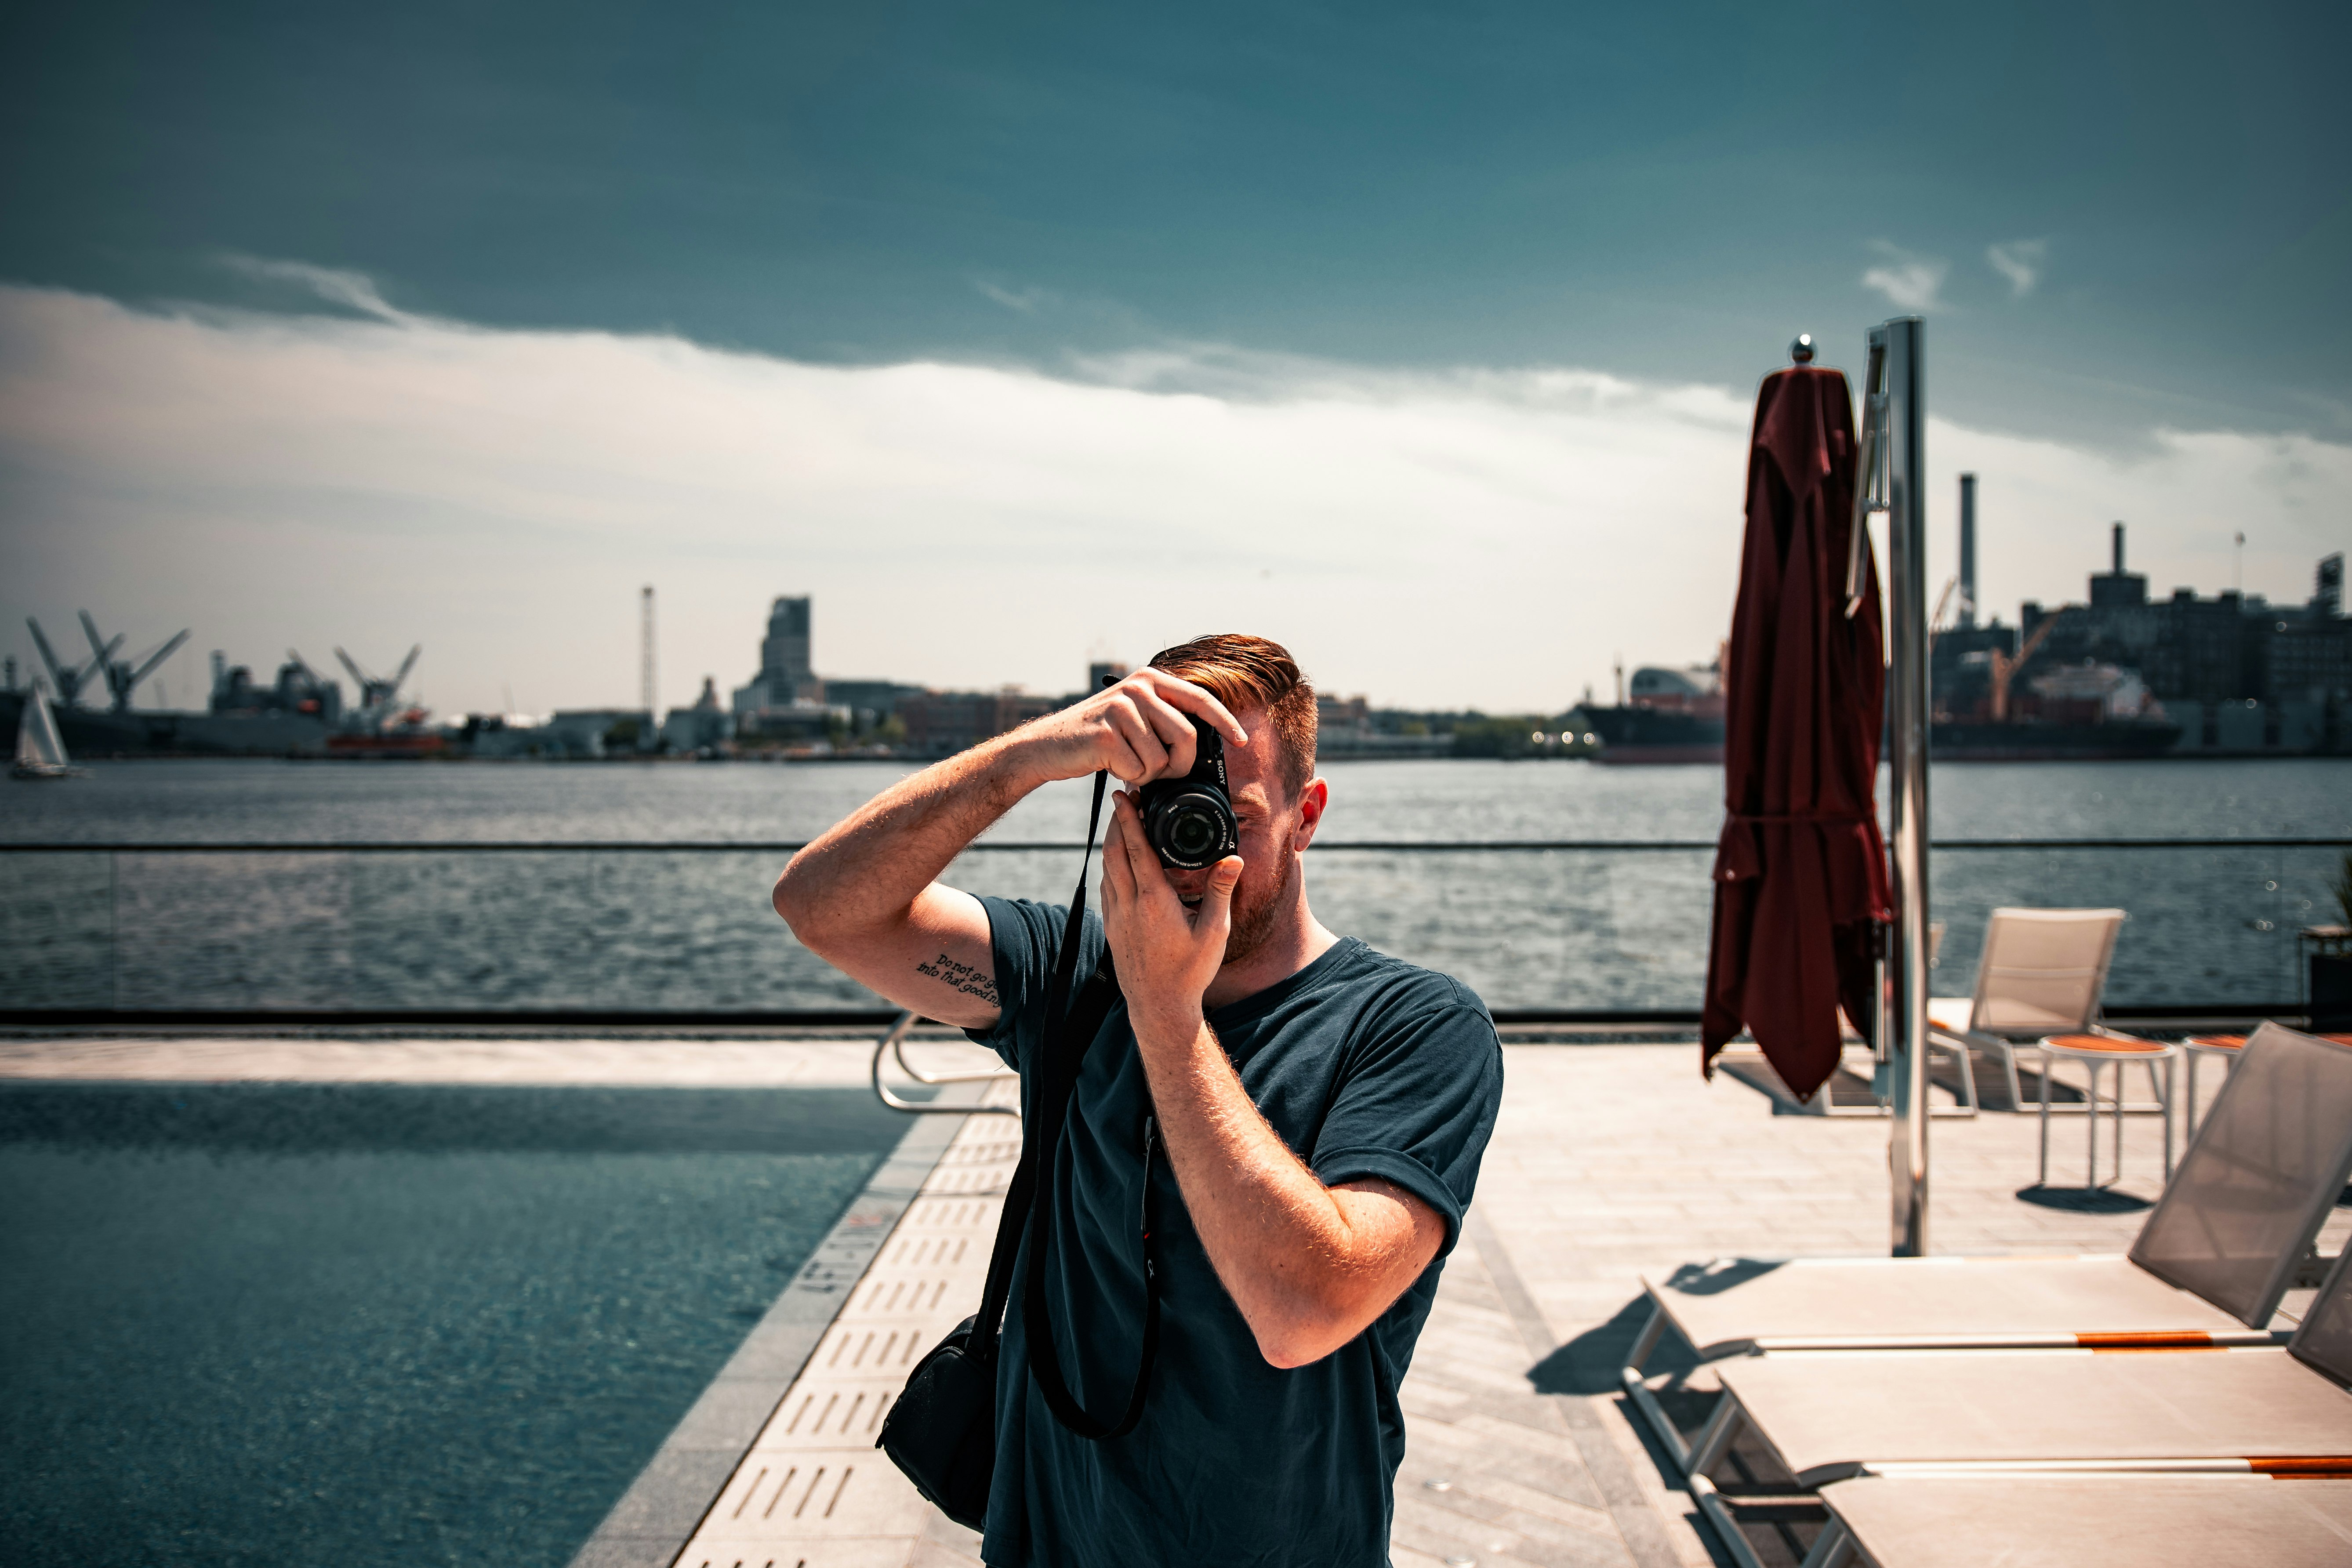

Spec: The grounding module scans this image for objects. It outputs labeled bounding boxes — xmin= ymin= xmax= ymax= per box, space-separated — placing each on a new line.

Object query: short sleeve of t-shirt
xmin=1307 ymin=974 xmax=1503 ymax=1260
xmin=963 ymin=895 xmax=1104 ymax=1074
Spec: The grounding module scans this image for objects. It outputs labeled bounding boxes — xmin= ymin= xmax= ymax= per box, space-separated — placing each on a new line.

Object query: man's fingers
xmin=1093 ymin=709 xmax=1153 ymax=783
xmin=1101 ymin=811 xmax=1136 ymax=904
xmin=1105 ymin=699 xmax=1170 ymax=780
xmin=1194 ymin=854 xmax=1243 ymax=946
xmin=1112 ymin=796 xmax=1184 ymax=905
xmin=1101 ymin=735 xmax=1150 ymax=784
xmin=1103 ymin=794 xmax=1146 ymax=904
xmin=1135 ymin=670 xmax=1248 ymax=746
xmin=1130 ymin=685 xmax=1200 ymax=776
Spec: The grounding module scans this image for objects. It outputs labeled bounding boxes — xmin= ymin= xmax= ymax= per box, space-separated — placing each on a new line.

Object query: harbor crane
xmin=80 ymin=613 xmax=193 ymax=714
xmin=334 ymin=644 xmax=422 ymax=730
xmin=28 ymin=613 xmax=189 ymax=711
xmin=26 ymin=617 xmax=116 ymax=708
xmin=283 ymin=648 xmax=331 ymax=689
xmin=1986 ymin=614 xmax=2058 ymax=722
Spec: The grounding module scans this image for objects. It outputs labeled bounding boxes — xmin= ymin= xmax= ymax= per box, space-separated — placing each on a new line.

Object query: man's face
xmin=1156 ymin=704 xmax=1325 ymax=966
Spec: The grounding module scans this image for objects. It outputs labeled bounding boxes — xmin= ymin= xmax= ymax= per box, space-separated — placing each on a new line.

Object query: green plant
xmin=1448 ymin=714 xmax=1541 ymax=759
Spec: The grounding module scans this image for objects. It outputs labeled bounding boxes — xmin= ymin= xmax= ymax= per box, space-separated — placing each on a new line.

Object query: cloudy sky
xmin=3 ymin=1 xmax=2347 ymax=715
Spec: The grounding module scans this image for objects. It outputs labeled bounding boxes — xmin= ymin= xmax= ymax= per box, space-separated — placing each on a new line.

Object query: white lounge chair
xmin=1804 ymin=1474 xmax=2352 ymax=1568
xmin=1927 ymin=906 xmax=2130 ymax=1113
xmin=1686 ymin=1239 xmax=2352 ymax=1568
xmin=1622 ymin=1024 xmax=2352 ymax=1474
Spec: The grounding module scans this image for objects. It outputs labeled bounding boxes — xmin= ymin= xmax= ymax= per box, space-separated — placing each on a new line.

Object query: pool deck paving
xmin=7 ymin=1032 xmax=2340 ymax=1568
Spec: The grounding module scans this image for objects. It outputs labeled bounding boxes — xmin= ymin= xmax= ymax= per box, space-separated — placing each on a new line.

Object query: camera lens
xmin=1143 ymin=784 xmax=1238 ymax=869
xmin=1167 ymin=807 xmax=1218 ymax=861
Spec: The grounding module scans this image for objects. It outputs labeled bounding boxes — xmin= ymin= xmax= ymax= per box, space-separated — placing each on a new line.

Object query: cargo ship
xmin=0 ymin=694 xmax=335 ymax=758
xmin=1571 ymin=655 xmax=2187 ymax=766
xmin=1928 ymin=718 xmax=2182 ymax=761
xmin=1932 ymin=656 xmax=2183 ymax=761
xmin=1572 ymin=664 xmax=1726 ymax=766
xmin=5 ymin=619 xmax=435 ymax=759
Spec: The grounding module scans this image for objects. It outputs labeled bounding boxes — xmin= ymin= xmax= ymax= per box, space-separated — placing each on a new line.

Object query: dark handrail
xmin=1 ymin=837 xmax=2345 ymax=854
xmin=0 ymin=1002 xmax=2304 ymax=1030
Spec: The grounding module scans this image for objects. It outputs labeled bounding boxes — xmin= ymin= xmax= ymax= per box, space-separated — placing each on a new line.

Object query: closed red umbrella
xmin=1702 ymin=349 xmax=1893 ymax=1100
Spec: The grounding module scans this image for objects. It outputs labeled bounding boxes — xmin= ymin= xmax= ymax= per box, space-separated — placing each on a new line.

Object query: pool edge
xmin=566 ymin=1109 xmax=969 ymax=1568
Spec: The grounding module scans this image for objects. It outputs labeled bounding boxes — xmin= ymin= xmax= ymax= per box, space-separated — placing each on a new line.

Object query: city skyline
xmin=3 ymin=3 xmax=2346 ymax=716
xmin=9 ymin=464 xmax=2342 ymax=722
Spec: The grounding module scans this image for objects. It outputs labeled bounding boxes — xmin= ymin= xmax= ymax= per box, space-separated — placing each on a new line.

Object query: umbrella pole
xmin=1878 ymin=316 xmax=1933 ymax=1257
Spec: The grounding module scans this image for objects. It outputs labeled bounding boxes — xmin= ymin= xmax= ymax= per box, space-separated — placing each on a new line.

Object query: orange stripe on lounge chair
xmin=2043 ymin=1032 xmax=2167 ymax=1054
xmin=2074 ymin=1332 xmax=2217 ymax=1349
xmin=2248 ymin=1457 xmax=2352 ymax=1477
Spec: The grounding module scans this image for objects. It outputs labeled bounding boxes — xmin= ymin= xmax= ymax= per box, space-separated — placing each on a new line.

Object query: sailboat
xmin=12 ymin=682 xmax=85 ymax=779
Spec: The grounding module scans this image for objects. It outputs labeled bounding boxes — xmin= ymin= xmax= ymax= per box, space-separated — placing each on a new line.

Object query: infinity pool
xmin=0 ymin=1081 xmax=912 ymax=1568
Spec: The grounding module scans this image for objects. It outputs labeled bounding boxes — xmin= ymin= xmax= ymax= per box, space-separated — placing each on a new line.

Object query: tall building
xmin=732 ymin=595 xmax=822 ymax=717
xmin=760 ymin=596 xmax=813 ymax=693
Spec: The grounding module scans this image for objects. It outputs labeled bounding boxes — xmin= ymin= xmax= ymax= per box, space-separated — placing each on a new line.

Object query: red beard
xmin=1220 ymin=845 xmax=1293 ymax=967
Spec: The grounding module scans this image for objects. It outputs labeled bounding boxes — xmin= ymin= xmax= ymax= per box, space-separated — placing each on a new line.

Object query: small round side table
xmin=2180 ymin=1034 xmax=2245 ymax=1143
xmin=2037 ymin=1033 xmax=2178 ymax=1189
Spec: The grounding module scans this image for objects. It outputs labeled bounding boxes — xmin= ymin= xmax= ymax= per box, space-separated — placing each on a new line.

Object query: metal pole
xmin=1882 ymin=316 xmax=1931 ymax=1257
xmin=1957 ymin=473 xmax=1977 ymax=628
xmin=640 ymin=585 xmax=656 ymax=743
xmin=108 ymin=849 xmax=120 ymax=1011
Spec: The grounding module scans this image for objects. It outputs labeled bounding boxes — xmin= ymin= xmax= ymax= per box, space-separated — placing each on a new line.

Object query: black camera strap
xmin=961 ymin=766 xmax=1161 ymax=1441
xmin=1020 ymin=769 xmax=1161 ymax=1440
xmin=968 ymin=769 xmax=1107 ymax=1369
xmin=1024 ymin=1096 xmax=1158 ymax=1439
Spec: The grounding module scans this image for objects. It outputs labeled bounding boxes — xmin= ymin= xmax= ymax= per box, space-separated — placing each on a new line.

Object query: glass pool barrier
xmin=2 ymin=837 xmax=2343 ymax=1022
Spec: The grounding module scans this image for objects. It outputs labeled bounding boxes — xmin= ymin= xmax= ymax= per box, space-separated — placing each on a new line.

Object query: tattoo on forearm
xmin=916 ymin=953 xmax=999 ymax=1005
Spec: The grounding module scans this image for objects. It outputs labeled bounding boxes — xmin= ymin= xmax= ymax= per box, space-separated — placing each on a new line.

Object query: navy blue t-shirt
xmin=968 ymin=897 xmax=1504 ymax=1568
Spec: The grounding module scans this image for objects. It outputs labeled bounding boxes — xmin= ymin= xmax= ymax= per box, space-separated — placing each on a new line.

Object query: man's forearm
xmin=1131 ymin=1006 xmax=1429 ymax=1369
xmin=774 ymin=735 xmax=1040 ymax=943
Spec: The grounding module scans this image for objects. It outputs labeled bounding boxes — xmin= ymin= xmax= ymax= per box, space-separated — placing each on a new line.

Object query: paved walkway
xmin=671 ymin=1098 xmax=1017 ymax=1568
xmin=11 ymin=1034 xmax=2340 ymax=1568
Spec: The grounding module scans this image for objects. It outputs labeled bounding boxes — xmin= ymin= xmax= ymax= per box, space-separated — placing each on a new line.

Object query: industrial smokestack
xmin=1958 ymin=474 xmax=1978 ymax=628
xmin=2112 ymin=522 xmax=2126 ymax=574
xmin=640 ymin=586 xmax=656 ymax=726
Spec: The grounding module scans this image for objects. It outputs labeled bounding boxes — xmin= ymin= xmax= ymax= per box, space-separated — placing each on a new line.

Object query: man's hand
xmin=772 ymin=668 xmax=1244 ymax=1031
xmin=1100 ymin=790 xmax=1242 ymax=1041
xmin=1104 ymin=787 xmax=1445 ymax=1370
xmin=1013 ymin=669 xmax=1249 ymax=790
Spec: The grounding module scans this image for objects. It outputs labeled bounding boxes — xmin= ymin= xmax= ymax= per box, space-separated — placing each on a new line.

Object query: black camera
xmin=1139 ymin=718 xmax=1241 ymax=870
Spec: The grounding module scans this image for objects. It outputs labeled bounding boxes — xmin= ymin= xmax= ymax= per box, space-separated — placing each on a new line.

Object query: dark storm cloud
xmin=3 ymin=0 xmax=2349 ymax=446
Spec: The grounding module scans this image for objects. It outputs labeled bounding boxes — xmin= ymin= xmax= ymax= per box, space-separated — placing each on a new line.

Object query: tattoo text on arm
xmin=915 ymin=952 xmax=999 ymax=1006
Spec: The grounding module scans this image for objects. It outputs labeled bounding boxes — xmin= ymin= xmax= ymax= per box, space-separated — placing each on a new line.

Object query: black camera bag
xmin=876 ymin=769 xmax=1161 ymax=1528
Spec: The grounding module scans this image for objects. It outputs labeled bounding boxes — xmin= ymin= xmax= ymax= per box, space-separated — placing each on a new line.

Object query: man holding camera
xmin=775 ymin=634 xmax=1503 ymax=1568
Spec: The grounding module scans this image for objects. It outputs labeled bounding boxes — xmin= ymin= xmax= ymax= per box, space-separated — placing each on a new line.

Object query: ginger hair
xmin=1147 ymin=634 xmax=1318 ymax=799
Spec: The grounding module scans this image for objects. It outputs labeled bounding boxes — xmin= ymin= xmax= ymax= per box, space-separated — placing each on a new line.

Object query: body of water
xmin=3 ymin=757 xmax=2347 ymax=1013
xmin=0 ymin=1082 xmax=911 ymax=1568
